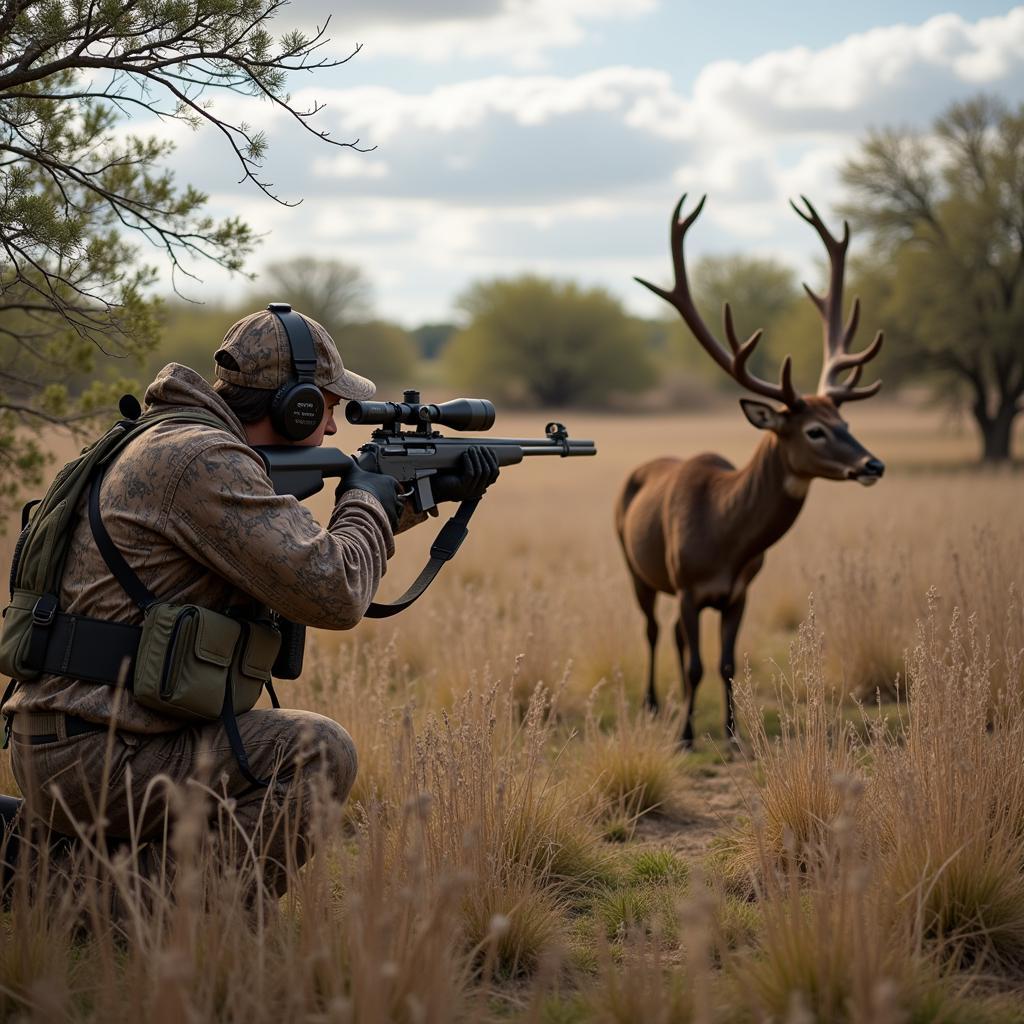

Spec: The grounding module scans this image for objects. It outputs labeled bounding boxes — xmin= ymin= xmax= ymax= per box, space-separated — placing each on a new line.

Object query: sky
xmin=148 ymin=1 xmax=1024 ymax=327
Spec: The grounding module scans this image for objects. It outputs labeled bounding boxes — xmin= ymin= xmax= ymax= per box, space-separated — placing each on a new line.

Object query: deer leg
xmin=720 ymin=596 xmax=746 ymax=746
xmin=678 ymin=593 xmax=702 ymax=749
xmin=672 ymin=617 xmax=688 ymax=736
xmin=631 ymin=578 xmax=660 ymax=712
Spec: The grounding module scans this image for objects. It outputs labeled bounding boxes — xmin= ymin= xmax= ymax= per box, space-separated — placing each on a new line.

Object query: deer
xmin=615 ymin=194 xmax=886 ymax=749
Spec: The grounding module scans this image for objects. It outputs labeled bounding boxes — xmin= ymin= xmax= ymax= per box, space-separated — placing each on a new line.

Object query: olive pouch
xmin=0 ymin=588 xmax=45 ymax=681
xmin=0 ymin=498 xmax=73 ymax=682
xmin=134 ymin=604 xmax=281 ymax=722
xmin=231 ymin=619 xmax=282 ymax=708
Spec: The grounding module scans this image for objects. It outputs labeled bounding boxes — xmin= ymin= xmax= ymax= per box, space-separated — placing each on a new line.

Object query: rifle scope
xmin=346 ymin=392 xmax=496 ymax=432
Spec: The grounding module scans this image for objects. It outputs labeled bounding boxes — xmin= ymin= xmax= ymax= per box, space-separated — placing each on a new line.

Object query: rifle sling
xmin=363 ymin=497 xmax=480 ymax=619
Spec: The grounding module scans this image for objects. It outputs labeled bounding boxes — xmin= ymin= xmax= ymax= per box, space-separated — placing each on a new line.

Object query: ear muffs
xmin=266 ymin=302 xmax=323 ymax=441
xmin=270 ymin=380 xmax=325 ymax=441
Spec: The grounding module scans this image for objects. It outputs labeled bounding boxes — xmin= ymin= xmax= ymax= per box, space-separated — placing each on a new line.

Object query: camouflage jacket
xmin=6 ymin=363 xmax=407 ymax=733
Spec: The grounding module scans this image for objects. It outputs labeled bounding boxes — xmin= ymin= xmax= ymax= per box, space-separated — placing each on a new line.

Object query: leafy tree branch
xmin=841 ymin=95 xmax=1024 ymax=462
xmin=0 ymin=0 xmax=359 ymax=517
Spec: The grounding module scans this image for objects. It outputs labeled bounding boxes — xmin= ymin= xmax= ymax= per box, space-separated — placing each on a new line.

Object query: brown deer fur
xmin=618 ymin=196 xmax=885 ymax=747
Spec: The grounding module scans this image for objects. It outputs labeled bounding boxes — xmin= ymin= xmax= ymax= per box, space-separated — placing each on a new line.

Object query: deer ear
xmin=740 ymin=398 xmax=785 ymax=432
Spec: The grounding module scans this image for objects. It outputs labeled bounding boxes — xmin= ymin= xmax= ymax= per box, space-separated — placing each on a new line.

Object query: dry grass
xmin=870 ymin=596 xmax=1024 ymax=977
xmin=0 ymin=406 xmax=1023 ymax=1019
xmin=718 ymin=595 xmax=1024 ymax=1016
xmin=739 ymin=806 xmax=921 ymax=1024
xmin=718 ymin=602 xmax=866 ymax=890
xmin=2 ymin=604 xmax=1024 ymax=1021
xmin=573 ymin=682 xmax=695 ymax=839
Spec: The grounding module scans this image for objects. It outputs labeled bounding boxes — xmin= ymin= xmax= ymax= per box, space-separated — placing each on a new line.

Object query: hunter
xmin=3 ymin=306 xmax=499 ymax=894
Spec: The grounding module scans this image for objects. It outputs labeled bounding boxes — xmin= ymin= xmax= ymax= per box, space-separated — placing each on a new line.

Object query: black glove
xmin=431 ymin=447 xmax=500 ymax=504
xmin=336 ymin=458 xmax=403 ymax=530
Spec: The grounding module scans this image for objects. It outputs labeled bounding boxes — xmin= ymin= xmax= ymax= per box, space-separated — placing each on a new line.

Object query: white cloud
xmin=155 ymin=9 xmax=1024 ymax=204
xmin=684 ymin=9 xmax=1024 ymax=138
xmin=305 ymin=0 xmax=505 ymax=24
xmin=312 ymin=152 xmax=390 ymax=180
xmin=148 ymin=8 xmax=1024 ymax=324
xmin=283 ymin=0 xmax=656 ymax=68
xmin=298 ymin=67 xmax=677 ymax=142
xmin=157 ymin=68 xmax=688 ymax=206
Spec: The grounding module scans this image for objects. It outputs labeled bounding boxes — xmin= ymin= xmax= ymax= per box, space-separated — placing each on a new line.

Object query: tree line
xmin=1 ymin=2 xmax=1022 ymax=529
xmin=149 ymin=258 xmax=813 ymax=412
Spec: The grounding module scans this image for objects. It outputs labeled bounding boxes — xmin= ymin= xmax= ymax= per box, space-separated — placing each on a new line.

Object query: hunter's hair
xmin=212 ymin=378 xmax=276 ymax=424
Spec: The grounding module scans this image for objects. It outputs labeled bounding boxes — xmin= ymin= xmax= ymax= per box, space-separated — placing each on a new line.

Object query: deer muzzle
xmin=849 ymin=457 xmax=885 ymax=486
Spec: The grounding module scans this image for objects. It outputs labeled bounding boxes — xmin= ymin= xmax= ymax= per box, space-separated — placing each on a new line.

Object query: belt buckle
xmin=31 ymin=594 xmax=57 ymax=626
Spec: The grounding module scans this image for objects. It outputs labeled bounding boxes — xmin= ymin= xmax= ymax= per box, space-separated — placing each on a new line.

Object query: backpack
xmin=0 ymin=404 xmax=281 ymax=786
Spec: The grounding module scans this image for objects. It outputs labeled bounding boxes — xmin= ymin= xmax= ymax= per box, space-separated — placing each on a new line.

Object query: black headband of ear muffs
xmin=267 ymin=302 xmax=317 ymax=384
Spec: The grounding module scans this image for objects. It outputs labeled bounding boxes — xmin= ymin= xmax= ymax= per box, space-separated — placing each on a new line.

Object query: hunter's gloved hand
xmin=431 ymin=447 xmax=500 ymax=504
xmin=336 ymin=458 xmax=403 ymax=530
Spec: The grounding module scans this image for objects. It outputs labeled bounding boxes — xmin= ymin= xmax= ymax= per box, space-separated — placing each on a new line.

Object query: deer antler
xmin=790 ymin=195 xmax=884 ymax=405
xmin=636 ymin=195 xmax=801 ymax=408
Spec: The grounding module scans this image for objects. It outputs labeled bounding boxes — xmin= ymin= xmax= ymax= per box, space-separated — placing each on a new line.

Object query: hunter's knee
xmin=295 ymin=715 xmax=358 ymax=805
xmin=320 ymin=722 xmax=358 ymax=805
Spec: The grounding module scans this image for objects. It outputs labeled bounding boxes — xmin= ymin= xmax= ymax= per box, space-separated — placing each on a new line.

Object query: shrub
xmin=574 ymin=683 xmax=695 ymax=835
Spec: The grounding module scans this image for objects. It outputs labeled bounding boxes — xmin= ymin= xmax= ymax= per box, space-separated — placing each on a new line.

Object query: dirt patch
xmin=631 ymin=759 xmax=759 ymax=861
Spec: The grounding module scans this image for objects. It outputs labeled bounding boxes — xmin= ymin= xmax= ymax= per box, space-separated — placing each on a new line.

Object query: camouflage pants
xmin=9 ymin=708 xmax=358 ymax=897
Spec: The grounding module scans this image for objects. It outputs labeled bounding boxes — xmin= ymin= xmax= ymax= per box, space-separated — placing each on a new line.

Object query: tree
xmin=0 ymin=1 xmax=360 ymax=513
xmin=258 ymin=256 xmax=416 ymax=389
xmin=841 ymin=95 xmax=1024 ymax=462
xmin=333 ymin=320 xmax=418 ymax=390
xmin=412 ymin=323 xmax=456 ymax=361
xmin=147 ymin=298 xmax=252 ymax=383
xmin=644 ymin=253 xmax=815 ymax=404
xmin=261 ymin=257 xmax=373 ymax=330
xmin=444 ymin=275 xmax=655 ymax=407
xmin=690 ymin=254 xmax=802 ymax=382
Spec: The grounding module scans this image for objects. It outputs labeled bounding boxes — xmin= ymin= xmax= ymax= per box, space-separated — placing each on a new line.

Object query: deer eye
xmin=806 ymin=426 xmax=827 ymax=441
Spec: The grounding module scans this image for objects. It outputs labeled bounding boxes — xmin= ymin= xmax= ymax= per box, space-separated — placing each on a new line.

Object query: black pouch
xmin=271 ymin=617 xmax=306 ymax=680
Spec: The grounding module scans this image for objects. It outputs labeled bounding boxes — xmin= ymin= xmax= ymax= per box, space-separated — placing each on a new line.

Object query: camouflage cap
xmin=214 ymin=308 xmax=376 ymax=400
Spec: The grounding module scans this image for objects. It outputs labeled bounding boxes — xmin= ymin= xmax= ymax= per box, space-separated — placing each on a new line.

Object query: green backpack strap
xmin=15 ymin=406 xmax=228 ymax=599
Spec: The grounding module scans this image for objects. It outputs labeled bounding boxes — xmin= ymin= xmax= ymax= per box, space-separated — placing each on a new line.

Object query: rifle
xmin=254 ymin=392 xmax=596 ymax=638
xmin=254 ymin=391 xmax=597 ymax=510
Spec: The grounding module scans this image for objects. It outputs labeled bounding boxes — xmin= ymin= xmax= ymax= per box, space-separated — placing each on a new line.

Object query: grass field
xmin=1 ymin=402 xmax=1023 ymax=1022
xmin=334 ymin=403 xmax=1023 ymax=721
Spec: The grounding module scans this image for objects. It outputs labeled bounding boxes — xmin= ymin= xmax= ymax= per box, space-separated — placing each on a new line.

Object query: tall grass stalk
xmin=725 ymin=603 xmax=864 ymax=886
xmin=870 ymin=595 xmax=1024 ymax=976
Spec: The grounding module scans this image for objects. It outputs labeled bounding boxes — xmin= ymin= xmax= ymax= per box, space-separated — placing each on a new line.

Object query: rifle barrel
xmin=452 ymin=436 xmax=589 ymax=446
xmin=519 ymin=444 xmax=597 ymax=456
